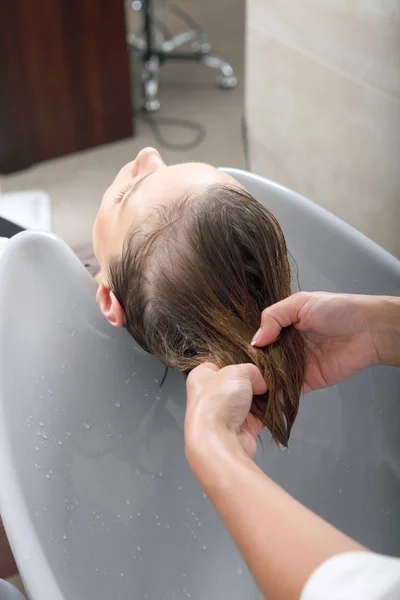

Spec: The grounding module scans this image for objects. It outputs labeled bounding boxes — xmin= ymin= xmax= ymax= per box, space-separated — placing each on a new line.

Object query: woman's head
xmin=94 ymin=148 xmax=305 ymax=446
xmin=93 ymin=147 xmax=238 ymax=267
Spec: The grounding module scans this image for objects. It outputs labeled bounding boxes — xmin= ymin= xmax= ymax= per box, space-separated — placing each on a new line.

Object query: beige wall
xmin=246 ymin=1 xmax=400 ymax=257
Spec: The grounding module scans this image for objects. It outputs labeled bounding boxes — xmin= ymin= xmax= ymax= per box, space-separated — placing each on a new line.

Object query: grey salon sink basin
xmin=0 ymin=169 xmax=399 ymax=600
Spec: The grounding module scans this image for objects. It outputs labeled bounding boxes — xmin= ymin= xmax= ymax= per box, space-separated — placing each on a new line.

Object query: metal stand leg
xmin=142 ymin=57 xmax=161 ymax=112
xmin=127 ymin=0 xmax=238 ymax=111
xmin=201 ymin=55 xmax=238 ymax=89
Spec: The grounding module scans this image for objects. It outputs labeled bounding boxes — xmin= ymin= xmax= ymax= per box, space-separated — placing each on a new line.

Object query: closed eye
xmin=114 ymin=182 xmax=134 ymax=204
xmin=114 ymin=173 xmax=152 ymax=204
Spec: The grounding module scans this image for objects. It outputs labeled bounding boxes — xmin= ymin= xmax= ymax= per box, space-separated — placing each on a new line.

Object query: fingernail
xmin=251 ymin=328 xmax=262 ymax=346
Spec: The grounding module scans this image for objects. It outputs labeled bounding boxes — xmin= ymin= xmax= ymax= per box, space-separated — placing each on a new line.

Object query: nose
xmin=135 ymin=147 xmax=165 ymax=172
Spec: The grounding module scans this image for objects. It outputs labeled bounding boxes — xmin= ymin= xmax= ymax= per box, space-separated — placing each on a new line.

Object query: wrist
xmin=185 ymin=427 xmax=252 ymax=490
xmin=365 ymin=295 xmax=400 ymax=367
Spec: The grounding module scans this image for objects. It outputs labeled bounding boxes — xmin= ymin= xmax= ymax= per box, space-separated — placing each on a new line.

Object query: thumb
xmin=251 ymin=293 xmax=309 ymax=347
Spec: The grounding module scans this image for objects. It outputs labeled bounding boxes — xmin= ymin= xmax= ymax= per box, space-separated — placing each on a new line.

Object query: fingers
xmin=186 ymin=362 xmax=220 ymax=389
xmin=221 ymin=363 xmax=268 ymax=396
xmin=187 ymin=362 xmax=267 ymax=396
xmin=252 ymin=292 xmax=310 ymax=347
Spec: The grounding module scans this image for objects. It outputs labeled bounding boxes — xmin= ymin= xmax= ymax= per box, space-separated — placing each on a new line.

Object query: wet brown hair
xmin=108 ymin=184 xmax=305 ymax=446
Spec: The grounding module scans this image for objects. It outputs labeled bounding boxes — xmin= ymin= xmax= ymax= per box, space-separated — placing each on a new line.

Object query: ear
xmin=96 ymin=282 xmax=125 ymax=328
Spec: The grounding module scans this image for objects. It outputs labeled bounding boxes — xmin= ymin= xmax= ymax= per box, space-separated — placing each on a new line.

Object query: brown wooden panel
xmin=0 ymin=518 xmax=18 ymax=579
xmin=0 ymin=0 xmax=133 ymax=174
xmin=0 ymin=2 xmax=34 ymax=172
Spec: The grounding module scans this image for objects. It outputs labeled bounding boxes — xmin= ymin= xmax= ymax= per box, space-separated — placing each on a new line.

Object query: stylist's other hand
xmin=185 ymin=363 xmax=267 ymax=468
xmin=253 ymin=291 xmax=400 ymax=392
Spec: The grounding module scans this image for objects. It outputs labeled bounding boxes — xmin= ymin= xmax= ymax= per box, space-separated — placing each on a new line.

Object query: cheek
xmin=93 ymin=205 xmax=112 ymax=262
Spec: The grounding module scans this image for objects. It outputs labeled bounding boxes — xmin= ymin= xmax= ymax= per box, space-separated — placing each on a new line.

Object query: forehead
xmin=144 ymin=162 xmax=239 ymax=194
xmin=126 ymin=162 xmax=242 ymax=222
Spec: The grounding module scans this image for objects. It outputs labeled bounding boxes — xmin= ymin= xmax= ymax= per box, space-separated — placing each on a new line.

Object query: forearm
xmin=365 ymin=295 xmax=400 ymax=367
xmin=188 ymin=437 xmax=366 ymax=600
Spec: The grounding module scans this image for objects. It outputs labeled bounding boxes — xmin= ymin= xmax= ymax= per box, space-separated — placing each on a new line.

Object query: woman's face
xmin=93 ymin=147 xmax=239 ymax=270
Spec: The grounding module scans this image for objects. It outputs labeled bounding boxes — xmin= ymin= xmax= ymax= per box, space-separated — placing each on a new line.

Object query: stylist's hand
xmin=252 ymin=291 xmax=399 ymax=392
xmin=185 ymin=363 xmax=267 ymax=467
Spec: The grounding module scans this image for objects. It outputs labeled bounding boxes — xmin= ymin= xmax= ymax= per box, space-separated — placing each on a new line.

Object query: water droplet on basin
xmin=83 ymin=423 xmax=91 ymax=430
xmin=63 ymin=534 xmax=67 ymax=540
xmin=202 ymin=545 xmax=207 ymax=551
xmin=42 ymin=433 xmax=48 ymax=439
xmin=58 ymin=440 xmax=63 ymax=445
xmin=113 ymin=401 xmax=121 ymax=408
